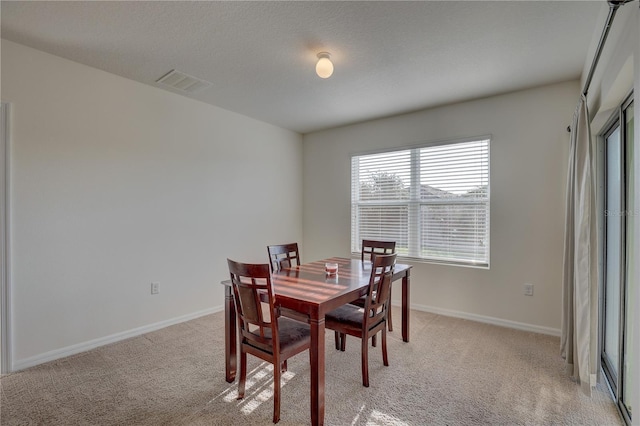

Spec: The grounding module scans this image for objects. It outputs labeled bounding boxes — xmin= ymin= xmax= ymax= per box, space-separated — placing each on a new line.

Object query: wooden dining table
xmin=222 ymin=256 xmax=412 ymax=426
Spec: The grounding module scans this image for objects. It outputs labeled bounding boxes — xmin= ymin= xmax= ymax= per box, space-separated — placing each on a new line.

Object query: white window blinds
xmin=351 ymin=138 xmax=490 ymax=267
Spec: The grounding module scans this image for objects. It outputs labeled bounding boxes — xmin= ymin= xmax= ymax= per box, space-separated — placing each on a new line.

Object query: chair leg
xmin=281 ymin=360 xmax=287 ymax=373
xmin=388 ymin=286 xmax=393 ymax=332
xmin=372 ymin=334 xmax=377 ymax=347
xmin=334 ymin=331 xmax=341 ymax=350
xmin=237 ymin=350 xmax=247 ymax=399
xmin=340 ymin=333 xmax=346 ymax=351
xmin=382 ymin=328 xmax=389 ymax=367
xmin=273 ymin=360 xmax=281 ymax=423
xmin=361 ymin=335 xmax=370 ymax=387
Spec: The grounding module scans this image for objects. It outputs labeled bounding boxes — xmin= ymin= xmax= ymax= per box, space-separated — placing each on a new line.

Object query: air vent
xmin=156 ymin=69 xmax=212 ymax=93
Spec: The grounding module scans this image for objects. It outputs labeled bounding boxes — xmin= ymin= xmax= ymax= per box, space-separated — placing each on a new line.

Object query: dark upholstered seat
xmin=324 ymin=304 xmax=365 ymax=327
xmin=245 ymin=317 xmax=311 ymax=353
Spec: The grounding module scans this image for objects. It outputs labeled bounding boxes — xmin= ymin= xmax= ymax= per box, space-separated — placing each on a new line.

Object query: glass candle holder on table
xmin=325 ymin=262 xmax=338 ymax=275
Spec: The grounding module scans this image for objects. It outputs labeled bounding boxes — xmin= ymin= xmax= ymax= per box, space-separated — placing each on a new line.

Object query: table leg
xmin=309 ymin=316 xmax=325 ymax=426
xmin=224 ymin=286 xmax=237 ymax=383
xmin=402 ymin=269 xmax=410 ymax=342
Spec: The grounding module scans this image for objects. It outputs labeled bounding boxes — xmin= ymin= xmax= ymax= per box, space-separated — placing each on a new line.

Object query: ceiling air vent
xmin=156 ymin=69 xmax=212 ymax=93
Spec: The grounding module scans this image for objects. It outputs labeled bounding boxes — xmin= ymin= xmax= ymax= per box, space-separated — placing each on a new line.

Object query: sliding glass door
xmin=621 ymin=100 xmax=633 ymax=421
xmin=603 ymin=122 xmax=622 ymax=389
xmin=602 ymin=95 xmax=634 ymax=425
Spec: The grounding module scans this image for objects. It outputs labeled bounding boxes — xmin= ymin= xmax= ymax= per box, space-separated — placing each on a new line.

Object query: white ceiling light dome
xmin=315 ymin=52 xmax=334 ymax=79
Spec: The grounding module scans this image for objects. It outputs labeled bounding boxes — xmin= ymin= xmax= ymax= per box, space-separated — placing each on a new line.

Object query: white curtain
xmin=561 ymin=94 xmax=599 ymax=395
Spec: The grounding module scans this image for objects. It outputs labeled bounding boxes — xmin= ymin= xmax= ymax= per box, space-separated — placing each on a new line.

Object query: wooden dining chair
xmin=361 ymin=239 xmax=396 ymax=263
xmin=353 ymin=240 xmax=397 ymax=334
xmin=267 ymin=243 xmax=301 ymax=272
xmin=227 ymin=259 xmax=311 ymax=424
xmin=325 ymin=253 xmax=396 ymax=387
xmin=266 ymin=243 xmax=308 ymax=326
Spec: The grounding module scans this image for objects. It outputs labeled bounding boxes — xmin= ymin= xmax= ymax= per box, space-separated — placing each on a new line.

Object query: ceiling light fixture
xmin=315 ymin=52 xmax=334 ymax=79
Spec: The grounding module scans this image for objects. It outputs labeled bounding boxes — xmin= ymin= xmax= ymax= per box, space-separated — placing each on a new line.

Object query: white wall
xmin=303 ymin=80 xmax=578 ymax=334
xmin=1 ymin=40 xmax=303 ymax=369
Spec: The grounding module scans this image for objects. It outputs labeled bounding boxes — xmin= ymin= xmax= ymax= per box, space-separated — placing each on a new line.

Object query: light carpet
xmin=0 ymin=309 xmax=623 ymax=425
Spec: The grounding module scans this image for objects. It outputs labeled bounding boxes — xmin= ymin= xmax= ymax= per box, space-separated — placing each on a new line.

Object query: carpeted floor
xmin=0 ymin=309 xmax=623 ymax=425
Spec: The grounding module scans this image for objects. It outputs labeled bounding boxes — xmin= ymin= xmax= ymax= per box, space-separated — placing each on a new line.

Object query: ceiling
xmin=1 ymin=1 xmax=604 ymax=134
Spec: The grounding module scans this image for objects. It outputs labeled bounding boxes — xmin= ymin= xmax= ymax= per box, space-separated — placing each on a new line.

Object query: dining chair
xmin=361 ymin=239 xmax=396 ymax=263
xmin=267 ymin=242 xmax=301 ymax=272
xmin=227 ymin=259 xmax=311 ymax=424
xmin=325 ymin=253 xmax=397 ymax=387
xmin=266 ymin=242 xmax=308 ymax=326
xmin=352 ymin=240 xmax=397 ymax=335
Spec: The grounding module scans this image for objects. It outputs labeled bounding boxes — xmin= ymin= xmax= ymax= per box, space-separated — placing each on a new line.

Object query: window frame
xmin=350 ymin=136 xmax=491 ymax=269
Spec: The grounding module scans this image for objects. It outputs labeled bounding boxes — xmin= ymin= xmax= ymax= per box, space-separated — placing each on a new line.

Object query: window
xmin=351 ymin=137 xmax=490 ymax=267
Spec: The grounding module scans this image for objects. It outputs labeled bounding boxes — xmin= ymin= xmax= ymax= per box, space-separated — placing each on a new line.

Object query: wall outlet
xmin=151 ymin=282 xmax=160 ymax=295
xmin=523 ymin=283 xmax=534 ymax=296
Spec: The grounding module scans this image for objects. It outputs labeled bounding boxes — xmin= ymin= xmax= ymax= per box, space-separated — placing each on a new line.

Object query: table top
xmin=271 ymin=257 xmax=410 ymax=316
xmin=221 ymin=257 xmax=411 ymax=316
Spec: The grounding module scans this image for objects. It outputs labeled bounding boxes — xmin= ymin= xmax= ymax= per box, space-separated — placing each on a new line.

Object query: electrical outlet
xmin=523 ymin=283 xmax=534 ymax=296
xmin=151 ymin=282 xmax=160 ymax=295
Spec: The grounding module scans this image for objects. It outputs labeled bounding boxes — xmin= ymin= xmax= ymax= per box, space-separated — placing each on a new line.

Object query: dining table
xmin=222 ymin=256 xmax=412 ymax=426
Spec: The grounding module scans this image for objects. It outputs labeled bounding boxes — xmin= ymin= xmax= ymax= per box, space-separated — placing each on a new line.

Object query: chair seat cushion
xmin=277 ymin=317 xmax=311 ymax=349
xmin=246 ymin=317 xmax=310 ymax=353
xmin=325 ymin=304 xmax=365 ymax=328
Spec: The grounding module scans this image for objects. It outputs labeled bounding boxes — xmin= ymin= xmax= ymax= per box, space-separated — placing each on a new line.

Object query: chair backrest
xmin=227 ymin=259 xmax=280 ymax=353
xmin=363 ymin=253 xmax=396 ymax=328
xmin=361 ymin=240 xmax=396 ymax=262
xmin=267 ymin=243 xmax=301 ymax=272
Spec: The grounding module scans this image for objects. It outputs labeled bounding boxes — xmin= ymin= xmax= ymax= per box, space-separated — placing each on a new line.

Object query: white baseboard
xmin=14 ymin=303 xmax=559 ymax=372
xmin=12 ymin=306 xmax=223 ymax=372
xmin=398 ymin=302 xmax=561 ymax=337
